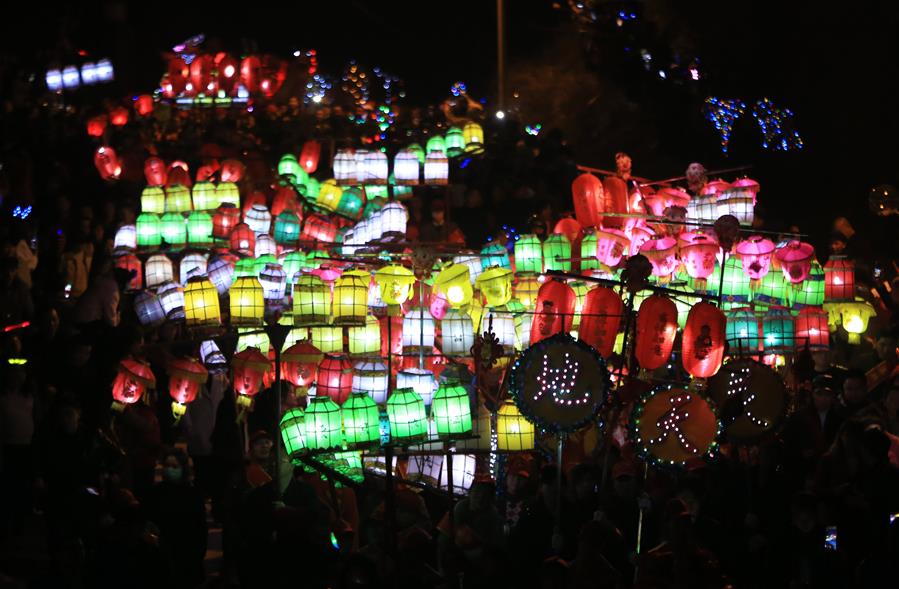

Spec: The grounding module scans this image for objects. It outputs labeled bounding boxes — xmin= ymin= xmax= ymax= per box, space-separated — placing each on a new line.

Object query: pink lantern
xmin=144 ymin=157 xmax=167 ymax=186
xmin=657 ymin=187 xmax=691 ymax=211
xmin=775 ymin=240 xmax=815 ymax=284
xmin=678 ymin=232 xmax=719 ymax=290
xmin=736 ymin=236 xmax=775 ymax=281
xmin=429 ymin=292 xmax=449 ymax=320
xmin=701 ymin=180 xmax=732 ymax=197
xmin=731 ymin=178 xmax=760 ymax=200
xmin=627 ymin=224 xmax=654 ymax=256
xmin=639 ymin=237 xmax=678 ymax=281
xmin=594 ymin=228 xmax=630 ymax=267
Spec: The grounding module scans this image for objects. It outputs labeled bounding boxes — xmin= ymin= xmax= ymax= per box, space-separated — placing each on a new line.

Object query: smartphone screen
xmin=890 ymin=512 xmax=899 ymax=525
xmin=824 ymin=526 xmax=837 ymax=551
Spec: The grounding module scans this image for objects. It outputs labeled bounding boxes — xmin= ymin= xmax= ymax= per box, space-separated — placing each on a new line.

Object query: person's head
xmin=829 ymin=232 xmax=848 ymax=255
xmin=813 ymin=385 xmax=836 ymax=413
xmin=615 ymin=152 xmax=632 ymax=177
xmin=570 ymin=464 xmax=598 ymax=501
xmin=842 ymin=370 xmax=868 ymax=406
xmin=161 ymin=447 xmax=190 ymax=484
xmin=612 ymin=460 xmax=638 ymax=498
xmin=469 ymin=479 xmax=496 ymax=511
xmin=249 ymin=430 xmax=273 ymax=462
xmin=791 ymin=492 xmax=817 ymax=534
xmin=56 ymin=400 xmax=81 ymax=434
xmin=430 ymin=199 xmax=445 ymax=224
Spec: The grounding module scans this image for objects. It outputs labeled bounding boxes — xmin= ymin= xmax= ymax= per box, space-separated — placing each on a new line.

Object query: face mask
xmin=162 ymin=466 xmax=183 ymax=483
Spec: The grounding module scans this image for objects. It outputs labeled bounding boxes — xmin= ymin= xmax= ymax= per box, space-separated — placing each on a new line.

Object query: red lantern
xmin=166 ymin=56 xmax=189 ymax=96
xmin=578 ymin=287 xmax=623 ymax=357
xmin=216 ymin=53 xmax=240 ymax=95
xmin=189 ymin=54 xmax=214 ymax=94
xmin=795 ymin=307 xmax=829 ymax=350
xmin=775 ymin=240 xmax=815 ymax=284
xmin=232 ymin=348 xmax=270 ymax=398
xmin=639 ymin=237 xmax=678 ymax=280
xmin=196 ymin=159 xmax=220 ymax=183
xmin=824 ymin=257 xmax=854 ymax=301
xmin=167 ymin=163 xmax=192 ymax=188
xmin=572 ymin=173 xmax=605 ymax=228
xmin=258 ymin=56 xmax=287 ymax=98
xmin=214 ymin=204 xmax=241 ymax=239
xmin=300 ymin=213 xmax=338 ymax=243
xmin=601 ymin=176 xmax=630 ymax=230
xmin=627 ymin=224 xmax=654 ymax=256
xmin=678 ymin=232 xmax=719 ymax=290
xmin=681 ymin=302 xmax=726 ymax=378
xmin=109 ymin=107 xmax=129 ymax=127
xmin=240 ymin=56 xmax=262 ymax=93
xmin=736 ymin=236 xmax=775 ymax=281
xmin=168 ymin=357 xmax=208 ymax=420
xmin=144 ymin=157 xmax=167 ymax=186
xmin=300 ymin=140 xmax=321 ymax=174
xmin=317 ymin=354 xmax=354 ymax=405
xmin=86 ymin=115 xmax=107 ymax=137
xmin=380 ymin=315 xmax=404 ymax=358
xmin=112 ymin=358 xmax=156 ymax=407
xmin=220 ymin=159 xmax=245 ymax=182
xmin=635 ymin=295 xmax=678 ymax=370
xmin=230 ymin=223 xmax=255 ymax=254
xmin=594 ymin=228 xmax=630 ymax=268
xmin=282 ymin=342 xmax=323 ymax=390
xmin=530 ymin=279 xmax=576 ymax=345
xmin=553 ymin=217 xmax=582 ymax=246
xmin=134 ymin=95 xmax=154 ymax=116
xmin=94 ymin=146 xmax=122 ymax=181
xmin=272 ymin=184 xmax=301 ymax=218
xmin=114 ymin=254 xmax=143 ymax=291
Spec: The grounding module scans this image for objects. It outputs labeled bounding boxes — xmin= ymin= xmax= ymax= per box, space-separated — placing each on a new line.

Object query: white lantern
xmin=393 ymin=149 xmax=420 ymax=185
xmin=441 ymin=309 xmax=474 ymax=356
xmin=245 ymin=204 xmax=272 ymax=235
xmin=179 ymin=252 xmax=208 ymax=282
xmin=157 ymin=281 xmax=185 ymax=320
xmin=397 ymin=368 xmax=438 ymax=406
xmin=362 ymin=151 xmax=388 ymax=185
xmin=453 ymin=255 xmax=483 ymax=284
xmin=440 ymin=454 xmax=476 ymax=493
xmin=254 ymin=234 xmax=277 ymax=258
xmin=686 ymin=195 xmax=717 ymax=223
xmin=134 ymin=291 xmax=166 ymax=327
xmin=424 ymin=151 xmax=449 ymax=185
xmin=199 ymin=339 xmax=228 ymax=370
xmin=258 ymin=263 xmax=287 ymax=302
xmin=379 ymin=202 xmax=408 ymax=236
xmin=402 ymin=308 xmax=436 ymax=352
xmin=145 ymin=254 xmax=174 ymax=288
xmin=515 ymin=312 xmax=533 ymax=351
xmin=406 ymin=454 xmax=444 ymax=486
xmin=482 ymin=311 xmax=516 ymax=353
xmin=114 ymin=225 xmax=137 ymax=250
xmin=356 ymin=218 xmax=376 ymax=243
xmin=334 ymin=149 xmax=357 ymax=185
xmin=716 ymin=186 xmax=756 ymax=226
xmin=207 ymin=256 xmax=235 ymax=295
xmin=352 ymin=360 xmax=390 ymax=404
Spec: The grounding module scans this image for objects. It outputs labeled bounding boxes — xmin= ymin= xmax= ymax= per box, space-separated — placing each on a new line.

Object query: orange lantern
xmin=112 ymin=358 xmax=156 ymax=409
xmin=232 ymin=348 xmax=270 ymax=407
xmin=635 ymin=295 xmax=678 ymax=370
xmin=134 ymin=95 xmax=154 ymax=116
xmin=601 ymin=176 xmax=630 ymax=229
xmin=578 ymin=287 xmax=623 ymax=357
xmin=167 ymin=357 xmax=208 ymax=420
xmin=530 ymin=279 xmax=576 ymax=345
xmin=144 ymin=157 xmax=167 ymax=186
xmin=213 ymin=204 xmax=240 ymax=239
xmin=282 ymin=342 xmax=323 ymax=394
xmin=220 ymin=159 xmax=245 ymax=182
xmin=272 ymin=184 xmax=301 ymax=218
xmin=571 ymin=173 xmax=605 ymax=228
xmin=86 ymin=115 xmax=107 ymax=137
xmin=109 ymin=106 xmax=129 ymax=126
xmin=300 ymin=140 xmax=321 ymax=174
xmin=317 ymin=354 xmax=354 ymax=405
xmin=94 ymin=146 xmax=122 ymax=181
xmin=681 ymin=302 xmax=726 ymax=378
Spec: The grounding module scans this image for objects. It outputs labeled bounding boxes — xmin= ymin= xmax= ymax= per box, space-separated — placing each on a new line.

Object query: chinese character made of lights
xmin=534 ymin=352 xmax=590 ymax=407
xmin=706 ymin=360 xmax=789 ymax=442
xmin=647 ymin=393 xmax=699 ymax=455
xmin=632 ymin=387 xmax=720 ymax=466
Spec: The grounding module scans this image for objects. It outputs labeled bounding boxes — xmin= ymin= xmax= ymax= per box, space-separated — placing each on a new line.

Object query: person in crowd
xmin=0 ymin=255 xmax=34 ymax=325
xmin=0 ymin=361 xmax=34 ymax=539
xmin=418 ymin=198 xmax=465 ymax=244
xmin=841 ymin=369 xmax=871 ymax=417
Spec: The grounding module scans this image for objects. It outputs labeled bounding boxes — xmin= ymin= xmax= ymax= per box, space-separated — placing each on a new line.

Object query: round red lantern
xmin=317 ymin=353 xmax=354 ymax=405
xmin=300 ymin=140 xmax=321 ymax=174
xmin=736 ymin=236 xmax=775 ymax=281
xmin=601 ymin=176 xmax=630 ymax=230
xmin=300 ymin=213 xmax=338 ymax=243
xmin=216 ymin=53 xmax=240 ymax=95
xmin=530 ymin=279 xmax=576 ymax=345
xmin=109 ymin=107 xmax=129 ymax=127
xmin=94 ymin=146 xmax=122 ymax=181
xmin=240 ymin=56 xmax=262 ymax=93
xmin=189 ymin=54 xmax=214 ymax=94
xmin=272 ymin=184 xmax=301 ymax=218
xmin=678 ymin=232 xmax=719 ymax=290
xmin=144 ymin=157 xmax=167 ymax=186
xmin=168 ymin=357 xmax=208 ymax=420
xmin=572 ymin=173 xmax=605 ymax=228
xmin=594 ymin=229 xmax=630 ymax=268
xmin=230 ymin=222 xmax=255 ymax=254
xmin=639 ymin=237 xmax=678 ymax=281
xmin=681 ymin=302 xmax=726 ymax=378
xmin=213 ymin=204 xmax=240 ymax=239
xmin=232 ymin=348 xmax=270 ymax=398
xmin=167 ymin=163 xmax=192 ymax=188
xmin=578 ymin=287 xmax=623 ymax=357
xmin=112 ymin=358 xmax=156 ymax=408
xmin=635 ymin=295 xmax=678 ymax=370
xmin=824 ymin=257 xmax=854 ymax=301
xmin=86 ymin=115 xmax=107 ymax=137
xmin=134 ymin=95 xmax=154 ymax=117
xmin=220 ymin=159 xmax=245 ymax=182
xmin=795 ymin=307 xmax=829 ymax=350
xmin=282 ymin=342 xmax=323 ymax=392
xmin=775 ymin=240 xmax=815 ymax=284
xmin=553 ymin=218 xmax=582 ymax=246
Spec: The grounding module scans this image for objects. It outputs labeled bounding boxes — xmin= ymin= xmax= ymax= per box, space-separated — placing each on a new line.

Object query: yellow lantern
xmin=293 ymin=275 xmax=331 ymax=326
xmin=476 ymin=266 xmax=513 ymax=308
xmin=141 ymin=186 xmax=165 ymax=214
xmin=333 ymin=270 xmax=370 ymax=326
xmin=317 ymin=180 xmax=343 ymax=212
xmin=310 ymin=326 xmax=344 ymax=354
xmin=433 ymin=263 xmax=473 ymax=308
xmin=496 ymin=400 xmax=534 ymax=451
xmin=229 ymin=276 xmax=264 ymax=326
xmin=165 ymin=185 xmax=193 ymax=213
xmin=374 ymin=265 xmax=415 ymax=306
xmin=514 ymin=276 xmax=540 ymax=310
xmin=237 ymin=328 xmax=270 ymax=354
xmin=348 ymin=315 xmax=381 ymax=357
xmin=840 ymin=300 xmax=876 ymax=344
xmin=463 ymin=122 xmax=485 ymax=152
xmin=183 ymin=276 xmax=221 ymax=327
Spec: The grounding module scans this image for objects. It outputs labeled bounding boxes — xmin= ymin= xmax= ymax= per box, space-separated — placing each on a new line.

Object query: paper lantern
xmin=187 ymin=212 xmax=213 ymax=246
xmin=230 ymin=276 xmax=264 ymax=326
xmin=736 ymin=236 xmax=775 ymax=281
xmin=134 ymin=290 xmax=166 ymax=327
xmin=776 ymin=240 xmax=815 ymax=284
xmin=441 ymin=309 xmax=474 ymax=356
xmin=301 ymin=213 xmax=338 ymax=243
xmin=191 ymin=182 xmax=218 ymax=211
xmin=795 ymin=307 xmax=829 ymax=350
xmin=628 ymin=225 xmax=654 ymax=258
xmin=157 ymin=281 xmax=185 ymax=320
xmin=497 ymin=400 xmax=534 ymax=451
xmin=484 ymin=311 xmax=517 ymax=352
xmin=310 ymin=326 xmax=343 ymax=354
xmin=314 ymin=181 xmax=342 ymax=213
xmin=514 ymin=234 xmax=543 ymax=274
xmin=444 ymin=126 xmax=465 ymax=156
xmin=678 ymin=232 xmax=719 ymax=290
xmin=725 ymin=309 xmax=761 ymax=355
xmin=426 ymin=135 xmax=446 ymax=155
xmin=258 ymin=263 xmax=287 ymax=303
xmin=601 ymin=176 xmax=630 ymax=230
xmin=824 ymin=257 xmax=854 ymax=301
xmin=183 ymin=276 xmax=220 ymax=327
xmin=432 ymin=379 xmax=472 ymax=436
xmin=333 ymin=150 xmax=357 ymax=185
xmin=280 ymin=408 xmax=306 ymax=455
xmin=282 ymin=342 xmax=323 ymax=389
xmin=387 ymin=388 xmax=428 ymax=440
xmin=317 ymin=354 xmax=354 ymax=404
xmin=640 ymin=237 xmax=678 ymax=281
xmin=140 ymin=158 xmax=165 ymax=188
xmin=402 ymin=308 xmax=436 ymax=352
xmin=219 ymin=159 xmax=244 ymax=183
xmin=681 ymin=302 xmax=726 ymax=378
xmin=594 ymin=228 xmax=629 ymax=268
xmin=145 ymin=254 xmax=174 ymax=288
xmin=167 ymin=164 xmax=191 ymax=188
xmin=280 ymin=251 xmax=307 ymax=284
xmin=530 ymin=279 xmax=576 ymax=345
xmin=233 ymin=257 xmax=256 ymax=279
xmin=245 ymin=204 xmax=272 ymax=235
xmin=578 ymin=232 xmax=600 ymax=272
xmin=477 ymin=267 xmax=513 ymax=308
xmin=164 ymin=185 xmax=192 ymax=213
xmin=393 ymin=149 xmax=421 ymax=185
xmin=231 ymin=348 xmax=269 ymax=399
xmin=159 ymin=213 xmax=187 ymax=247
xmin=463 ymin=122 xmax=484 ymax=151
xmin=215 ymin=182 xmax=240 ymax=208
xmin=553 ymin=218 xmax=582 ymax=247
xmin=342 ymin=392 xmax=381 ymax=444
xmin=424 ymin=151 xmax=449 ymax=185
xmin=374 ymin=265 xmax=415 ymax=306
xmin=514 ymin=275 xmax=540 ymax=309
xmin=141 ymin=187 xmax=165 ymax=215
xmin=348 ymin=315 xmax=381 ymax=356
xmin=112 ymin=359 xmax=155 ymax=406
xmin=277 ymin=154 xmax=306 ymax=185
xmin=721 ymin=257 xmax=751 ymax=307
xmin=211 ymin=204 xmax=239 ymax=240
xmin=579 ymin=287 xmax=623 ymax=358
xmin=113 ymin=225 xmax=137 ymax=251
xmin=111 ymin=252 xmax=141 ymax=292
xmin=293 ymin=275 xmax=331 ymax=326
xmin=230 ymin=223 xmax=255 ymax=254
xmin=755 ymin=269 xmax=788 ymax=308
xmin=840 ymin=300 xmax=875 ymax=344
xmin=360 ymin=151 xmax=388 ymax=185
xmin=433 ymin=263 xmax=473 ymax=308
xmin=167 ymin=357 xmax=207 ymax=419
xmin=86 ymin=115 xmax=107 ymax=138
xmin=299 ymin=140 xmax=321 ymax=173
xmin=716 ymin=180 xmax=758 ymax=225
xmin=571 ymin=173 xmax=605 ymax=228
xmin=252 ymin=235 xmax=275 ymax=259
xmin=352 ymin=360 xmax=389 ymax=404
xmin=542 ymin=234 xmax=572 ymax=272
xmin=304 ymin=397 xmax=343 ymax=449
xmin=480 ymin=243 xmax=511 ymax=270
xmin=635 ymin=295 xmax=678 ymax=370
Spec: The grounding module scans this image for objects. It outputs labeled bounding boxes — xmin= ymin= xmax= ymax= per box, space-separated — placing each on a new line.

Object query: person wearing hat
xmin=782 ymin=374 xmax=845 ymax=487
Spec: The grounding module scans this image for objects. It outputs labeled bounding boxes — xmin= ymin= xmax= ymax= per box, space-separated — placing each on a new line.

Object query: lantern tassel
xmin=750 ymin=278 xmax=762 ymax=291
xmin=172 ymin=401 xmax=187 ymax=424
xmin=111 ymin=400 xmax=127 ymax=413
xmin=694 ymin=278 xmax=707 ymax=291
xmin=236 ymin=394 xmax=254 ymax=423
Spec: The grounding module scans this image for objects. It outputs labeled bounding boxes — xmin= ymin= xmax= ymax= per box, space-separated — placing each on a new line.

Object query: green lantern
xmin=341 ymin=392 xmax=381 ymax=445
xmin=762 ymin=307 xmax=795 ymax=353
xmin=445 ymin=127 xmax=465 ymax=157
xmin=363 ymin=197 xmax=387 ymax=219
xmin=304 ymin=397 xmax=343 ymax=449
xmin=253 ymin=254 xmax=278 ymax=276
xmin=160 ymin=212 xmax=187 ymax=246
xmin=279 ymin=408 xmax=306 ymax=455
xmin=514 ymin=234 xmax=543 ymax=274
xmin=480 ymin=243 xmax=511 ymax=270
xmin=431 ymin=379 xmax=472 ymax=437
xmin=274 ymin=210 xmax=302 ymax=245
xmin=234 ymin=257 xmax=256 ymax=278
xmin=426 ymin=135 xmax=446 ymax=155
xmin=720 ymin=257 xmax=751 ymax=309
xmin=366 ymin=185 xmax=389 ymax=200
xmin=408 ymin=143 xmax=425 ymax=165
xmin=755 ymin=269 xmax=788 ymax=309
xmin=337 ymin=187 xmax=365 ymax=220
xmin=136 ymin=213 xmax=162 ymax=248
xmin=187 ymin=211 xmax=213 ymax=246
xmin=387 ymin=388 xmax=427 ymax=441
xmin=570 ymin=281 xmax=589 ymax=331
xmin=192 ymin=181 xmax=218 ymax=211
xmin=579 ymin=232 xmax=599 ymax=272
xmin=303 ymin=177 xmax=321 ymax=202
xmin=278 ymin=154 xmax=308 ymax=186
xmin=141 ymin=186 xmax=165 ymax=214
xmin=543 ymin=234 xmax=572 ymax=272
xmin=281 ymin=251 xmax=307 ymax=282
xmin=792 ymin=261 xmax=825 ymax=309
xmin=327 ymin=450 xmax=364 ymax=483
xmin=725 ymin=308 xmax=760 ymax=355
xmin=165 ymin=185 xmax=192 ymax=213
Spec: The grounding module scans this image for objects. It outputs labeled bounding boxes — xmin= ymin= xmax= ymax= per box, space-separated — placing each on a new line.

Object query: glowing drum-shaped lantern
xmin=393 ymin=149 xmax=420 ymax=185
xmin=282 ymin=342 xmax=322 ymax=394
xmin=640 ymin=237 xmax=678 ymax=282
xmin=578 ymin=287 xmax=623 ymax=358
xmin=230 ymin=276 xmax=264 ymax=326
xmin=334 ymin=150 xmax=357 ymax=185
xmin=725 ymin=308 xmax=761 ymax=355
xmin=300 ymin=140 xmax=321 ymax=174
xmin=441 ymin=309 xmax=474 ymax=356
xmin=496 ymin=400 xmax=534 ymax=451
xmin=601 ymin=176 xmax=630 ymax=230
xmin=317 ymin=354 xmax=354 ymax=405
xmin=681 ymin=302 xmax=726 ymax=378
xmin=594 ymin=228 xmax=630 ymax=268
xmin=542 ymin=234 xmax=572 ymax=272
xmin=402 ymin=308 xmax=436 ymax=352
xmin=795 ymin=307 xmax=829 ymax=350
xmin=352 ymin=359 xmax=389 ymax=404
xmin=424 ymin=152 xmax=449 ymax=185
xmin=514 ymin=234 xmax=543 ymax=274
xmin=397 ymin=368 xmax=438 ymax=407
xmin=824 ymin=257 xmax=855 ymax=301
xmin=717 ymin=178 xmax=758 ymax=225
xmin=476 ymin=267 xmax=513 ymax=308
xmin=348 ymin=315 xmax=381 ymax=357
xmin=167 ymin=358 xmax=208 ymax=420
xmin=293 ymin=275 xmax=331 ymax=326
xmin=112 ymin=359 xmax=156 ymax=409
xmin=333 ymin=271 xmax=369 ymax=326
xmin=530 ymin=279 xmax=576 ymax=345
xmin=183 ymin=276 xmax=220 ymax=327
xmin=678 ymin=232 xmax=719 ymax=290
xmin=635 ymin=295 xmax=678 ymax=370
xmin=776 ymin=240 xmax=815 ymax=284
xmin=134 ymin=291 xmax=166 ymax=327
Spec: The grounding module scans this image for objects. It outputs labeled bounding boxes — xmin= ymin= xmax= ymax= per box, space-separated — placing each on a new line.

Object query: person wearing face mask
xmin=145 ymin=448 xmax=207 ymax=589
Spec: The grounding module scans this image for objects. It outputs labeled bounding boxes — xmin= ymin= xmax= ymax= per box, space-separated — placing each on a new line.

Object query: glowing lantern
xmin=755 ymin=270 xmax=788 ymax=309
xmin=342 ymin=392 xmax=381 ymax=445
xmin=167 ymin=163 xmax=192 ymax=188
xmin=426 ymin=135 xmax=446 ymax=154
xmin=191 ymin=182 xmax=218 ymax=211
xmin=333 ymin=271 xmax=369 ymax=326
xmin=441 ymin=310 xmax=475 ymax=356
xmin=776 ymin=240 xmax=815 ymax=284
xmin=87 ymin=115 xmax=107 ymax=137
xmin=721 ymin=257 xmax=751 ymax=307
xmin=792 ymin=262 xmax=825 ymax=309
xmin=361 ymin=151 xmax=388 ymax=185
xmin=571 ymin=173 xmax=605 ymax=228
xmin=387 ymin=388 xmax=428 ymax=440
xmin=424 ymin=151 xmax=449 ymax=185
xmin=229 ymin=276 xmax=264 ymax=326
xmin=143 ymin=157 xmax=167 ymax=187
xmin=480 ymin=243 xmax=511 ymax=270
xmin=231 ymin=348 xmax=269 ymax=400
xmin=141 ymin=187 xmax=165 ymax=215
xmin=112 ymin=359 xmax=155 ymax=407
xmin=635 ymin=295 xmax=678 ymax=370
xmin=108 ymin=106 xmax=128 ymax=126
xmin=304 ymin=397 xmax=343 ymax=449
xmin=402 ymin=308 xmax=436 ymax=352
xmin=220 ymin=159 xmax=244 ymax=183
xmin=244 ymin=204 xmax=271 ymax=235
xmin=207 ymin=255 xmax=235 ymax=295
xmin=463 ymin=122 xmax=484 ymax=151
xmin=258 ymin=263 xmax=287 ymax=304
xmin=303 ymin=177 xmax=321 ymax=202
xmin=640 ymin=237 xmax=678 ymax=281
xmin=553 ymin=218 xmax=582 ymax=247
xmin=157 ymin=281 xmax=185 ymax=320
xmin=736 ymin=236 xmax=775 ymax=281
xmin=477 ymin=267 xmax=513 ymax=307
xmin=432 ymin=380 xmax=472 ymax=436
xmin=794 ymin=307 xmax=829 ymax=350
xmin=94 ymin=146 xmax=122 ymax=181
xmin=444 ymin=127 xmax=466 ymax=157
xmin=301 ymin=213 xmax=338 ymax=243
xmin=530 ymin=279 xmax=576 ymax=345
xmin=233 ymin=257 xmax=256 ymax=278
xmin=134 ymin=291 xmax=166 ymax=327
xmin=629 ymin=224 xmax=654 ymax=257
xmin=840 ymin=301 xmax=875 ymax=344
xmin=279 ymin=408 xmax=306 ymax=455
xmin=579 ymin=287 xmax=623 ymax=358
xmin=600 ymin=176 xmax=630 ymax=230
xmin=282 ymin=342 xmax=323 ymax=391
xmin=678 ymin=232 xmax=719 ymax=290
xmin=165 ymin=185 xmax=192 ymax=213
xmin=293 ymin=275 xmax=331 ymax=326
xmin=334 ymin=150 xmax=357 ymax=185
xmin=230 ymin=223 xmax=255 ymax=254
xmin=145 ymin=254 xmax=174 ymax=288
xmin=717 ymin=179 xmax=758 ymax=225
xmin=497 ymin=400 xmax=534 ymax=451
xmin=299 ymin=140 xmax=320 ymax=174
xmin=514 ymin=234 xmax=543 ymax=274
xmin=393 ymin=149 xmax=420 ymax=185
xmin=681 ymin=302 xmax=726 ymax=378
xmin=336 ymin=187 xmax=365 ymax=220
xmin=280 ymin=251 xmax=307 ymax=283
xmin=514 ymin=276 xmax=540 ymax=309
xmin=824 ymin=257 xmax=854 ymax=301
xmin=725 ymin=309 xmax=761 ymax=355
xmin=317 ymin=354 xmax=354 ymax=405
xmin=167 ymin=357 xmax=207 ymax=419
xmin=348 ymin=316 xmax=381 ymax=356
xmin=186 ymin=212 xmax=213 ymax=246
xmin=310 ymin=326 xmax=343 ymax=354
xmin=375 ymin=265 xmax=415 ymax=306
xmin=594 ymin=228 xmax=629 ymax=268
xmin=761 ymin=307 xmax=795 ymax=354
xmin=212 ymin=204 xmax=240 ymax=239
xmin=484 ymin=311 xmax=517 ymax=352
xmin=254 ymin=234 xmax=277 ymax=258
xmin=160 ymin=213 xmax=187 ymax=247
xmin=434 ymin=263 xmax=473 ymax=308
xmin=379 ymin=202 xmax=408 ymax=236
xmin=278 ymin=154 xmax=305 ymax=185
xmin=542 ymin=234 xmax=572 ymax=272
xmin=216 ymin=182 xmax=240 ymax=208
xmin=114 ymin=254 xmax=142 ymax=291
xmin=114 ymin=225 xmax=137 ymax=250
xmin=183 ymin=276 xmax=220 ymax=327
xmin=352 ymin=360 xmax=389 ymax=404
xmin=578 ymin=232 xmax=599 ymax=272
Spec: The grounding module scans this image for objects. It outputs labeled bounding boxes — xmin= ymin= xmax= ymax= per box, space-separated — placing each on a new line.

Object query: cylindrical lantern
xmin=394 ymin=149 xmax=420 ymax=185
xmin=387 ymin=388 xmax=428 ymax=440
xmin=776 ymin=240 xmax=815 ymax=284
xmin=258 ymin=263 xmax=287 ymax=304
xmin=334 ymin=150 xmax=357 ymax=185
xmin=207 ymin=255 xmax=235 ymax=295
xmin=579 ymin=232 xmax=600 ymax=272
xmin=215 ymin=182 xmax=240 ymax=208
xmin=402 ymin=308 xmax=436 ymax=352
xmin=94 ymin=146 xmax=122 ymax=181
xmin=542 ymin=234 xmax=572 ymax=272
xmin=795 ymin=307 xmax=829 ymax=350
xmin=160 ymin=213 xmax=187 ymax=247
xmin=792 ymin=261 xmax=825 ymax=309
xmin=840 ymin=301 xmax=875 ymax=344
xmin=333 ymin=271 xmax=369 ymax=326
xmin=579 ymin=287 xmax=623 ymax=358
xmin=141 ymin=187 xmax=166 ymax=215
xmin=304 ymin=397 xmax=343 ymax=449
xmin=530 ymin=279 xmax=576 ymax=345
xmin=571 ymin=173 xmax=605 ymax=228
xmin=397 ymin=368 xmax=438 ymax=407
xmin=317 ymin=354 xmax=354 ymax=404
xmin=310 ymin=326 xmax=343 ymax=354
xmin=316 ymin=180 xmax=343 ymax=212
xmin=736 ymin=236 xmax=775 ymax=281
xmin=553 ymin=218 xmax=582 ymax=246
xmin=280 ymin=251 xmax=308 ymax=284
xmin=87 ymin=115 xmax=107 ymax=137
xmin=187 ymin=212 xmax=213 ymax=246
xmin=483 ymin=311 xmax=517 ymax=352
xmin=184 ymin=276 xmax=221 ymax=327
xmin=168 ymin=357 xmax=208 ymax=418
xmin=721 ymin=257 xmax=751 ymax=307
xmin=480 ymin=243 xmax=511 ymax=270
xmin=445 ymin=127 xmax=465 ymax=157
xmin=594 ymin=228 xmax=630 ymax=268
xmin=433 ymin=263 xmax=473 ymax=308
xmin=432 ymin=379 xmax=472 ymax=437
xmin=336 ymin=187 xmax=365 ymax=221
xmin=426 ymin=135 xmax=446 ymax=155
xmin=348 ymin=315 xmax=382 ymax=356
xmin=379 ymin=202 xmax=408 ymax=236
xmin=114 ymin=225 xmax=137 ymax=251
xmin=282 ymin=342 xmax=322 ymax=391
xmin=375 ymin=265 xmax=415 ymax=306
xmin=143 ymin=157 xmax=167 ymax=187
xmin=463 ymin=122 xmax=484 ymax=151
xmin=824 ymin=257 xmax=855 ymax=301
xmin=229 ymin=223 xmax=255 ymax=254
xmin=476 ymin=267 xmax=513 ymax=308
xmin=352 ymin=360 xmax=389 ymax=404
xmin=640 ymin=237 xmax=678 ymax=281
xmin=300 ymin=213 xmax=338 ymax=243
xmin=145 ymin=254 xmax=174 ymax=289
xmin=601 ymin=176 xmax=630 ymax=230
xmin=112 ymin=359 xmax=155 ymax=406
xmin=245 ymin=204 xmax=272 ymax=235
xmin=232 ymin=348 xmax=269 ymax=399
xmin=678 ymin=232 xmax=719 ymax=290
xmin=361 ymin=151 xmax=388 ymax=185
xmin=230 ymin=276 xmax=264 ymax=326
xmin=635 ymin=295 xmax=678 ymax=370
xmin=293 ymin=275 xmax=331 ymax=326
xmin=755 ymin=269 xmax=788 ymax=309
xmin=762 ymin=307 xmax=795 ymax=354
xmin=191 ymin=182 xmax=218 ymax=211
xmin=424 ymin=151 xmax=449 ymax=185
xmin=514 ymin=234 xmax=543 ymax=274
xmin=253 ymin=234 xmax=276 ymax=259
xmin=628 ymin=225 xmax=654 ymax=258
xmin=497 ymin=400 xmax=534 ymax=451
xmin=681 ymin=302 xmax=726 ymax=378
xmin=165 ymin=185 xmax=192 ymax=213
xmin=212 ymin=204 xmax=240 ymax=240
xmin=300 ymin=140 xmax=321 ymax=174
xmin=277 ymin=154 xmax=305 ymax=185
xmin=514 ymin=276 xmax=540 ymax=309
xmin=725 ymin=308 xmax=761 ymax=355
xmin=341 ymin=392 xmax=380 ymax=444
xmin=280 ymin=408 xmax=306 ymax=455
xmin=441 ymin=309 xmax=474 ymax=356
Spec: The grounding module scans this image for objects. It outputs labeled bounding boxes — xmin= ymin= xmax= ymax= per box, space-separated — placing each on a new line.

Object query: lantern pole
xmin=383 ymin=443 xmax=398 ymax=559
xmin=553 ymin=432 xmax=566 ymax=553
xmin=419 ymin=280 xmax=425 ymax=370
xmin=497 ymin=0 xmax=506 ymax=112
xmin=265 ymin=323 xmax=290 ymax=500
xmin=633 ymin=461 xmax=650 ymax=584
xmin=445 ymin=443 xmax=455 ymax=536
